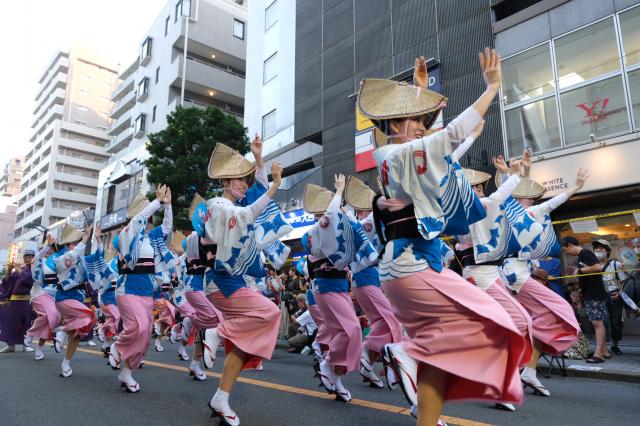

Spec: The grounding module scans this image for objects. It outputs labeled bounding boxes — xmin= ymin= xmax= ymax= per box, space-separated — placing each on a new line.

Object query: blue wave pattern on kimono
xmin=240 ymin=181 xmax=292 ymax=269
xmin=527 ymin=214 xmax=560 ymax=259
xmin=54 ymin=246 xmax=87 ymax=303
xmin=440 ymin=158 xmax=486 ymax=237
xmin=347 ymin=216 xmax=378 ymax=274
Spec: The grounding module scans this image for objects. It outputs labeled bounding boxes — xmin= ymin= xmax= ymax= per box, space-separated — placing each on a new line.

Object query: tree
xmin=145 ymin=106 xmax=249 ymax=230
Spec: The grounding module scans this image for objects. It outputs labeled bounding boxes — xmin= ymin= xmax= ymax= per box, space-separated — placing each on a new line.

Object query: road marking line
xmin=77 ymin=348 xmax=493 ymax=426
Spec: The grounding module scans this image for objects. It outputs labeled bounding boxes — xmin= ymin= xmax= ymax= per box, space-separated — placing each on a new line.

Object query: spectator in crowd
xmin=287 ymin=294 xmax=317 ymax=353
xmin=285 ymin=269 xmax=301 ymax=293
xmin=592 ymin=239 xmax=630 ymax=356
xmin=534 ymin=257 xmax=565 ymax=298
xmin=561 ymin=236 xmax=611 ymax=363
xmin=265 ymin=266 xmax=283 ymax=305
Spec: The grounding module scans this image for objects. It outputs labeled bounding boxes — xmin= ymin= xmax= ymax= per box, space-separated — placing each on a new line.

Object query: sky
xmin=0 ymin=0 xmax=167 ymax=163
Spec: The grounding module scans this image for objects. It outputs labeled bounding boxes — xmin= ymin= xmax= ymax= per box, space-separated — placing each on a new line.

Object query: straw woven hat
xmin=344 ymin=176 xmax=376 ymax=210
xmin=359 ymin=77 xmax=446 ymax=122
xmin=208 ymin=143 xmax=256 ymax=181
xmin=463 ymin=169 xmax=492 ymax=186
xmin=303 ymin=184 xmax=335 ymax=214
xmin=171 ymin=231 xmax=186 ymax=254
xmin=496 ymin=173 xmax=546 ymax=199
xmin=127 ymin=191 xmax=150 ymax=218
xmin=189 ymin=193 xmax=207 ymax=220
xmin=59 ymin=224 xmax=84 ymax=245
xmin=370 ymin=125 xmax=438 ymax=148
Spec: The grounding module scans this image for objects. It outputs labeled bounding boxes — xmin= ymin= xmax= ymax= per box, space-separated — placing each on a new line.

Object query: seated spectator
xmin=287 ymin=294 xmax=317 ymax=353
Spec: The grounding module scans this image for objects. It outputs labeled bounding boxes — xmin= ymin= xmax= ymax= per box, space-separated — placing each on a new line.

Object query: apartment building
xmin=13 ymin=46 xmax=118 ymax=242
xmin=96 ymin=0 xmax=247 ymax=239
xmin=0 ymin=157 xmax=24 ymax=248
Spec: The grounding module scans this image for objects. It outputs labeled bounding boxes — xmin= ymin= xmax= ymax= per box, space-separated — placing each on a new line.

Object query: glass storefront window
xmin=502 ymin=43 xmax=554 ymax=105
xmin=560 ymin=75 xmax=630 ymax=145
xmin=554 ymin=18 xmax=620 ymax=88
xmin=627 ymin=69 xmax=640 ymax=128
xmin=619 ymin=5 xmax=640 ymax=67
xmin=505 ymin=96 xmax=561 ymax=155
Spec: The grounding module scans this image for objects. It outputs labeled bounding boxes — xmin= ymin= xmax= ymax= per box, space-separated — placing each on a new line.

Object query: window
xmin=137 ymin=77 xmax=150 ymax=100
xmin=554 ymin=18 xmax=619 ymax=88
xmin=504 ymin=97 xmax=561 ymax=155
xmin=135 ymin=114 xmax=146 ymax=135
xmin=262 ymin=109 xmax=276 ymax=139
xmin=165 ymin=16 xmax=170 ymax=36
xmin=155 ymin=67 xmax=160 ymax=84
xmin=233 ymin=19 xmax=245 ymax=40
xmin=560 ymin=75 xmax=630 ymax=145
xmin=175 ymin=0 xmax=190 ymax=21
xmin=152 ymin=105 xmax=157 ymax=123
xmin=502 ymin=43 xmax=554 ymax=105
xmin=265 ymin=0 xmax=278 ymax=30
xmin=500 ymin=9 xmax=639 ymax=156
xmin=76 ymin=105 xmax=88 ymax=112
xmin=140 ymin=37 xmax=153 ymax=64
xmin=263 ymin=53 xmax=277 ymax=84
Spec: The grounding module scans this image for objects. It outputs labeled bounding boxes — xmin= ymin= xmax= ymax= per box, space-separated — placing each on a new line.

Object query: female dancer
xmin=344 ymin=176 xmax=403 ymax=389
xmin=52 ymin=223 xmax=94 ymax=378
xmin=357 ymin=49 xmax=526 ymax=426
xmin=496 ymin=152 xmax=584 ymax=397
xmin=27 ymin=236 xmax=62 ymax=360
xmin=304 ymin=176 xmax=377 ymax=402
xmin=197 ymin=142 xmax=287 ymax=425
xmin=108 ymin=185 xmax=174 ymax=392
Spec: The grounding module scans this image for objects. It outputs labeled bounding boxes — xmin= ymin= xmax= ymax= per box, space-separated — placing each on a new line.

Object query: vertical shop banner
xmin=355 ymin=66 xmax=442 ymax=172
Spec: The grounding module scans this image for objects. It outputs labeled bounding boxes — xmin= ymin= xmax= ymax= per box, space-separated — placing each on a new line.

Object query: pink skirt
xmin=100 ymin=303 xmax=121 ymax=339
xmin=116 ymin=295 xmax=154 ymax=369
xmin=55 ymin=299 xmax=96 ymax=338
xmin=184 ymin=291 xmax=223 ymax=330
xmin=307 ymin=305 xmax=330 ymax=346
xmin=154 ymin=298 xmax=176 ymax=327
xmin=352 ymin=285 xmax=403 ymax=354
xmin=208 ymin=288 xmax=280 ymax=361
xmin=27 ymin=294 xmax=61 ymax=340
xmin=382 ymin=267 xmax=525 ymax=404
xmin=314 ymin=292 xmax=363 ymax=373
xmin=515 ymin=277 xmax=581 ymax=355
xmin=486 ymin=280 xmax=533 ymax=368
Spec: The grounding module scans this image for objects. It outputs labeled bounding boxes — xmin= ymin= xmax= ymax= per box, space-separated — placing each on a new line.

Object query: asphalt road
xmin=0 ymin=341 xmax=637 ymax=425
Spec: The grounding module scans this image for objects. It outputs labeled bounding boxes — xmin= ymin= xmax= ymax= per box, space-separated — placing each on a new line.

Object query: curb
xmin=561 ymin=367 xmax=640 ymax=384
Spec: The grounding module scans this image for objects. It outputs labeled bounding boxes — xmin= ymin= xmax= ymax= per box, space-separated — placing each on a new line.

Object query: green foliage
xmin=144 ymin=106 xmax=248 ymax=229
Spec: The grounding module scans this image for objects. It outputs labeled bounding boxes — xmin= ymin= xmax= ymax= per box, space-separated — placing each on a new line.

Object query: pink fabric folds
xmin=352 ymin=285 xmax=403 ymax=354
xmin=27 ymin=293 xmax=61 ymax=340
xmin=184 ymin=291 xmax=223 ymax=330
xmin=314 ymin=292 xmax=363 ymax=373
xmin=154 ymin=298 xmax=176 ymax=327
xmin=382 ymin=267 xmax=525 ymax=404
xmin=515 ymin=277 xmax=581 ymax=356
xmin=307 ymin=304 xmax=330 ymax=346
xmin=208 ymin=288 xmax=280 ymax=360
xmin=100 ymin=303 xmax=121 ymax=339
xmin=55 ymin=299 xmax=95 ymax=338
xmin=116 ymin=295 xmax=154 ymax=369
xmin=485 ymin=279 xmax=534 ymax=368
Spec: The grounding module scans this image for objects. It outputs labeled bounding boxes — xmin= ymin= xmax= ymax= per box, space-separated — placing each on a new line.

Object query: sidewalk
xmin=537 ymin=336 xmax=640 ymax=383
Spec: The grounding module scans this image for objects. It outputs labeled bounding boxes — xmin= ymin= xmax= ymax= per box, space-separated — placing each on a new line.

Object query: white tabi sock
xmin=36 ymin=346 xmax=44 ymax=357
xmin=118 ymin=367 xmax=136 ymax=385
xmin=189 ymin=359 xmax=201 ymax=371
xmin=211 ymin=388 xmax=231 ymax=411
xmin=62 ymin=358 xmax=71 ymax=370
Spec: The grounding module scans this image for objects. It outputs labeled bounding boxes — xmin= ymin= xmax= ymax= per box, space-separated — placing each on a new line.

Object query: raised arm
xmin=327 ymin=174 xmax=345 ymax=214
xmin=452 ymin=119 xmax=485 ymax=161
xmin=249 ymin=163 xmax=282 ymax=218
xmin=161 ymin=188 xmax=173 ymax=236
xmin=251 ymin=134 xmax=269 ymax=187
xmin=489 ymin=159 xmax=522 ymax=203
xmin=538 ymin=169 xmax=589 ymax=213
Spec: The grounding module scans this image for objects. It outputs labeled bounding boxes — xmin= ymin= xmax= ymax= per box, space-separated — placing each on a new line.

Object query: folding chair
xmin=539 ymin=352 xmax=567 ymax=378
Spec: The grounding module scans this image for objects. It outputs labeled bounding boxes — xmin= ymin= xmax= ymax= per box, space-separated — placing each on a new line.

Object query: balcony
xmin=108 ymin=110 xmax=132 ymax=136
xmin=35 ymin=73 xmax=67 ymax=103
xmin=51 ymin=189 xmax=96 ymax=205
xmin=34 ymin=87 xmax=66 ymax=117
xmin=30 ymin=105 xmax=63 ymax=142
xmin=107 ymin=126 xmax=134 ymax=154
xmin=55 ymin=171 xmax=98 ymax=188
xmin=111 ymin=72 xmax=135 ymax=102
xmin=58 ymin=135 xmax=108 ymax=156
xmin=56 ymin=154 xmax=106 ymax=171
xmin=110 ymin=90 xmax=135 ymax=119
xmin=38 ymin=54 xmax=69 ymax=85
xmin=171 ymin=55 xmax=245 ymax=105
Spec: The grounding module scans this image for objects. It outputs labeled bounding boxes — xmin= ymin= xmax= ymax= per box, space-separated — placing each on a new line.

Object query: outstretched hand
xmin=576 ymin=168 xmax=589 ymax=189
xmin=334 ymin=174 xmax=346 ymax=192
xmin=413 ymin=56 xmax=428 ymax=89
xmin=479 ymin=47 xmax=501 ymax=90
xmin=493 ymin=155 xmax=510 ymax=174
